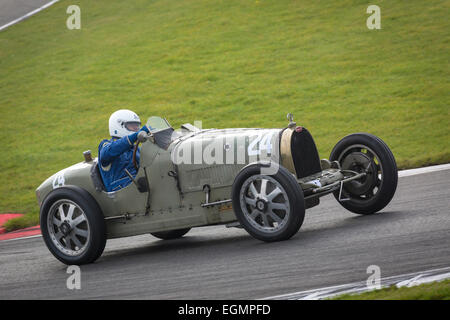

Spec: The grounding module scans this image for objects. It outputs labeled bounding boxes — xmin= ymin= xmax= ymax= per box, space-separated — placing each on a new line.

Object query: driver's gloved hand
xmin=127 ymin=126 xmax=150 ymax=144
xmin=140 ymin=125 xmax=150 ymax=134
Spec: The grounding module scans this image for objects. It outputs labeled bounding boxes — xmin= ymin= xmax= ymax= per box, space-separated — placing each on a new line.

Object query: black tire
xmin=40 ymin=186 xmax=106 ymax=265
xmin=151 ymin=228 xmax=191 ymax=240
xmin=232 ymin=163 xmax=305 ymax=242
xmin=330 ymin=133 xmax=398 ymax=215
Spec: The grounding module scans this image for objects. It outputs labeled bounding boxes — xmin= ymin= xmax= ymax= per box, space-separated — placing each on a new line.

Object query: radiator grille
xmin=291 ymin=128 xmax=322 ymax=178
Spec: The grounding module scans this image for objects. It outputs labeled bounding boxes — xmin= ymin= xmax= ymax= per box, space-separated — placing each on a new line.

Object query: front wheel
xmin=330 ymin=133 xmax=398 ymax=215
xmin=232 ymin=163 xmax=305 ymax=242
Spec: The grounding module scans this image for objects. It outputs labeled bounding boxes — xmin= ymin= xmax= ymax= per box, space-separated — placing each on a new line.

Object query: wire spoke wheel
xmin=47 ymin=199 xmax=91 ymax=257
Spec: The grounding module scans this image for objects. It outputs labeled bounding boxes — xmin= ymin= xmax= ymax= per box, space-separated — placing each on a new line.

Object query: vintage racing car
xmin=36 ymin=114 xmax=398 ymax=264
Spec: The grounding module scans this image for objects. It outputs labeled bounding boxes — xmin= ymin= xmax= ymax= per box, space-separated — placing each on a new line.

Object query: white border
xmin=0 ymin=0 xmax=60 ymax=32
xmin=262 ymin=266 xmax=450 ymax=300
xmin=398 ymin=163 xmax=450 ymax=177
xmin=0 ymin=234 xmax=42 ymax=242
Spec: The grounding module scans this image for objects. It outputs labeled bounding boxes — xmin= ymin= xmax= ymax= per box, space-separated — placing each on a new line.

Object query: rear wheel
xmin=40 ymin=187 xmax=106 ymax=265
xmin=151 ymin=228 xmax=191 ymax=240
xmin=330 ymin=133 xmax=398 ymax=215
xmin=232 ymin=163 xmax=305 ymax=242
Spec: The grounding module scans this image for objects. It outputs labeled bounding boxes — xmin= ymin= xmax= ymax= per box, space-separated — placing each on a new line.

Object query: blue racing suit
xmin=98 ymin=133 xmax=141 ymax=192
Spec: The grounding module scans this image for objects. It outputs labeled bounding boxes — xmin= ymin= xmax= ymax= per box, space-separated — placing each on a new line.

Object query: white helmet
xmin=109 ymin=109 xmax=141 ymax=138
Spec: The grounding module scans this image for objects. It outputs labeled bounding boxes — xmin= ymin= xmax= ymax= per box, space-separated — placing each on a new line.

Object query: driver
xmin=98 ymin=109 xmax=149 ymax=192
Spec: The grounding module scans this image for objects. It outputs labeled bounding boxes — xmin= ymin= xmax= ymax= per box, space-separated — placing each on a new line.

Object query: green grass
xmin=0 ymin=0 xmax=449 ymax=230
xmin=332 ymin=279 xmax=450 ymax=300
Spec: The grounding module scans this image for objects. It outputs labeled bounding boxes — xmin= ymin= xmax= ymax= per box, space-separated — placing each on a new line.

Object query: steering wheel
xmin=132 ymin=141 xmax=140 ymax=170
xmin=132 ymin=127 xmax=151 ymax=170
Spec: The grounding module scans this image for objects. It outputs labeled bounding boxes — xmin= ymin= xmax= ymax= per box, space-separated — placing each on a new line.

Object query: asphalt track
xmin=1 ymin=0 xmax=448 ymax=301
xmin=0 ymin=168 xmax=449 ymax=299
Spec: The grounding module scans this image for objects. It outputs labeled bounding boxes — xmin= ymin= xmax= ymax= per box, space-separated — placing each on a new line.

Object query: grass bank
xmin=0 ymin=0 xmax=449 ymax=230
